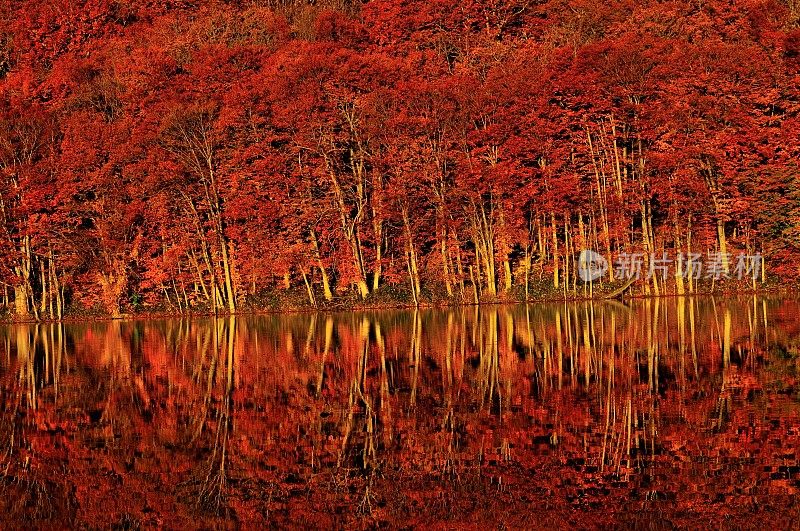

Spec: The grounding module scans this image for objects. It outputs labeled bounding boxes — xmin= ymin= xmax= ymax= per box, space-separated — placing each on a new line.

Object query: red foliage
xmin=0 ymin=0 xmax=798 ymax=314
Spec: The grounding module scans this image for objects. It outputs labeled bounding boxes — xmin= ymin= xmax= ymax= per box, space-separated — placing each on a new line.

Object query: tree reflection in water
xmin=0 ymin=296 xmax=799 ymax=527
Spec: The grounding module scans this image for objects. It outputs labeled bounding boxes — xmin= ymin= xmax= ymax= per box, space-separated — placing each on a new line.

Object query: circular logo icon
xmin=578 ymin=249 xmax=608 ymax=282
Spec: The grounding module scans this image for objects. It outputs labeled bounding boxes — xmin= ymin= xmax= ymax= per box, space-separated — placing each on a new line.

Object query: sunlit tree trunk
xmin=686 ymin=219 xmax=695 ymax=294
xmin=586 ymin=127 xmax=614 ymax=279
xmin=523 ymin=243 xmax=531 ymax=300
xmin=701 ymin=158 xmax=730 ymax=275
xmin=453 ymin=230 xmax=465 ymax=296
xmin=39 ymin=259 xmax=47 ymax=317
xmin=469 ymin=265 xmax=479 ymax=303
xmin=674 ymin=221 xmax=685 ymax=296
xmin=325 ymin=165 xmax=369 ymax=299
xmin=551 ymin=213 xmax=560 ymax=289
xmin=323 ymin=106 xmax=372 ymax=300
xmin=300 ymin=266 xmax=316 ymax=307
xmin=470 ymin=199 xmax=497 ymax=296
xmin=51 ymin=252 xmax=63 ymax=319
xmin=641 ymin=199 xmax=659 ymax=296
xmin=164 ymin=110 xmax=236 ymax=313
xmin=188 ymin=248 xmax=210 ymax=301
xmin=563 ymin=214 xmax=573 ymax=294
xmin=12 ymin=237 xmax=34 ymax=318
xmin=503 ymin=260 xmax=512 ymax=293
xmin=99 ymin=263 xmax=126 ymax=318
xmin=13 ymin=283 xmax=28 ymax=317
xmin=310 ymin=229 xmax=333 ymax=301
xmin=440 ymin=230 xmax=453 ymax=297
xmin=499 ymin=208 xmax=512 ymax=293
xmin=402 ymin=206 xmax=421 ymax=304
xmin=716 ymin=218 xmax=730 ymax=274
xmin=373 ymin=217 xmax=383 ymax=292
xmin=372 ymin=174 xmax=384 ymax=292
xmin=208 ymin=183 xmax=236 ymax=313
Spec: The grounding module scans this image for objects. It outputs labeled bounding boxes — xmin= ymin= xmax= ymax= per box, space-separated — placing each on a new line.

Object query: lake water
xmin=1 ymin=296 xmax=799 ymax=528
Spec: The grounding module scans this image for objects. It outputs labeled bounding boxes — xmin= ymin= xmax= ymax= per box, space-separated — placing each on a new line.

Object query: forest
xmin=1 ymin=0 xmax=800 ymax=318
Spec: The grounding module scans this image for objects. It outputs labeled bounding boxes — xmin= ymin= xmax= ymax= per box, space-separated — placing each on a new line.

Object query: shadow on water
xmin=1 ymin=295 xmax=799 ymax=527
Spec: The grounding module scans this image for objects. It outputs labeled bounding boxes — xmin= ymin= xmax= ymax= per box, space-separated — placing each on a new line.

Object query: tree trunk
xmin=13 ymin=237 xmax=33 ymax=318
xmin=440 ymin=228 xmax=453 ymax=297
xmin=310 ymin=229 xmax=333 ymax=301
xmin=716 ymin=219 xmax=730 ymax=275
xmin=99 ymin=266 xmax=126 ymax=318
xmin=402 ymin=207 xmax=421 ymax=303
xmin=300 ymin=266 xmax=316 ymax=307
xmin=674 ymin=221 xmax=685 ymax=296
xmin=372 ymin=213 xmax=383 ymax=292
xmin=324 ymin=165 xmax=369 ymax=300
xmin=219 ymin=237 xmax=236 ymax=313
xmin=319 ymin=267 xmax=333 ymax=301
xmin=471 ymin=201 xmax=496 ymax=297
xmin=13 ymin=284 xmax=29 ymax=317
xmin=503 ymin=259 xmax=512 ymax=293
xmin=40 ymin=259 xmax=48 ymax=317
xmin=551 ymin=213 xmax=560 ymax=289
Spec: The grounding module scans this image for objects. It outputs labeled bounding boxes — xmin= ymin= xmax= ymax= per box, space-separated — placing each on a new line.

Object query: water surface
xmin=2 ymin=296 xmax=800 ymax=528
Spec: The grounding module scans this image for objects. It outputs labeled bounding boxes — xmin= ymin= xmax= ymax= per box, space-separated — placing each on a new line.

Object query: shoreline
xmin=0 ymin=283 xmax=793 ymax=325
